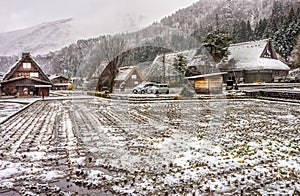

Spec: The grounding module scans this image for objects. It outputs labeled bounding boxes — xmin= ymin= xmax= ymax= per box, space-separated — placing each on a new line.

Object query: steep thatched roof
xmin=3 ymin=53 xmax=51 ymax=82
xmin=115 ymin=66 xmax=144 ymax=82
xmin=219 ymin=39 xmax=290 ymax=71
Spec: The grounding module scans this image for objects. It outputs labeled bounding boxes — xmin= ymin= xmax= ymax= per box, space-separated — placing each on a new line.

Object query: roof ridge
xmin=230 ymin=39 xmax=269 ymax=47
xmin=3 ymin=53 xmax=51 ymax=83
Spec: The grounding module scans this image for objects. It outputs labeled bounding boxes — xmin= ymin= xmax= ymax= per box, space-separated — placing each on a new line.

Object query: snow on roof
xmin=3 ymin=60 xmax=19 ymax=79
xmin=234 ymin=58 xmax=290 ymax=71
xmin=229 ymin=39 xmax=267 ymax=59
xmin=186 ymin=72 xmax=227 ymax=80
xmin=227 ymin=39 xmax=290 ymax=71
xmin=92 ymin=61 xmax=109 ymax=78
xmin=49 ymin=75 xmax=68 ymax=80
xmin=3 ymin=53 xmax=51 ymax=82
xmin=115 ymin=66 xmax=136 ymax=81
xmin=52 ymin=83 xmax=71 ymax=86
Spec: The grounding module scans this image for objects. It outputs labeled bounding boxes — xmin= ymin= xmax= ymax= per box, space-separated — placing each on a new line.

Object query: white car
xmin=132 ymin=82 xmax=155 ymax=94
xmin=148 ymin=83 xmax=169 ymax=94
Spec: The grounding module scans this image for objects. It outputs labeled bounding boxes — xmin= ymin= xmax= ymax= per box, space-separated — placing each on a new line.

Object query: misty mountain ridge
xmin=0 ymin=0 xmax=299 ymax=78
xmin=0 ymin=18 xmax=81 ymax=56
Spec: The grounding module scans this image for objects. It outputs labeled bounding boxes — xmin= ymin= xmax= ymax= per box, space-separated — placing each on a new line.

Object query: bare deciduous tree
xmin=98 ymin=35 xmax=127 ymax=62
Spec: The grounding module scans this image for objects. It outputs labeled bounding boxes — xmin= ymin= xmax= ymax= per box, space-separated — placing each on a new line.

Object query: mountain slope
xmin=1 ymin=0 xmax=300 ymax=77
xmin=160 ymin=0 xmax=300 ymax=34
xmin=0 ymin=18 xmax=81 ymax=56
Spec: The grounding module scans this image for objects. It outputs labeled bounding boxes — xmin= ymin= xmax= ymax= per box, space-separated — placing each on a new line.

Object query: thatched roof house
xmin=218 ymin=39 xmax=290 ymax=83
xmin=0 ymin=53 xmax=52 ymax=96
xmin=114 ymin=66 xmax=145 ymax=90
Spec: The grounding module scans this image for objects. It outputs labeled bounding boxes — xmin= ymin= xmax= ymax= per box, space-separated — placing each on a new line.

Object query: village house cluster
xmin=0 ymin=39 xmax=291 ymax=97
xmin=187 ymin=39 xmax=290 ymax=94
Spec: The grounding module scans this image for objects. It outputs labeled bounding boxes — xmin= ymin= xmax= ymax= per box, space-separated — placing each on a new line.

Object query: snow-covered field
xmin=0 ymin=98 xmax=299 ymax=195
xmin=0 ymin=102 xmax=25 ymax=123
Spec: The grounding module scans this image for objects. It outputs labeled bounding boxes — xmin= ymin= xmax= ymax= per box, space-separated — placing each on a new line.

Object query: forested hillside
xmin=0 ymin=0 xmax=299 ymax=78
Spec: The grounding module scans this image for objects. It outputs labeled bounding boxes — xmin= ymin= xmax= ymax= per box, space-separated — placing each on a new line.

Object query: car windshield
xmin=134 ymin=82 xmax=154 ymax=89
xmin=144 ymin=83 xmax=153 ymax=87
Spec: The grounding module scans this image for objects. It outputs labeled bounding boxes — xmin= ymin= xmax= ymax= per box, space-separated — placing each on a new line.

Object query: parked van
xmin=148 ymin=83 xmax=169 ymax=94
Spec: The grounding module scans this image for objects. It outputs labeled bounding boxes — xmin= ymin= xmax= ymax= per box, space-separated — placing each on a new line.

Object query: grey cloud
xmin=0 ymin=0 xmax=197 ymax=36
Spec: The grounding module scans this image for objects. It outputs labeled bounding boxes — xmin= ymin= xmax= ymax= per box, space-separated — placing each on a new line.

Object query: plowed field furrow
xmin=0 ymin=98 xmax=299 ymax=195
xmin=36 ymin=103 xmax=57 ymax=146
xmin=0 ymin=102 xmax=45 ymax=146
xmin=0 ymin=103 xmax=46 ymax=152
xmin=10 ymin=103 xmax=51 ymax=153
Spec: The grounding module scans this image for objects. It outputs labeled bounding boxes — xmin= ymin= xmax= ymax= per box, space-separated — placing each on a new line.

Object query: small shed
xmin=114 ymin=66 xmax=145 ymax=91
xmin=186 ymin=72 xmax=227 ymax=94
xmin=49 ymin=75 xmax=70 ymax=90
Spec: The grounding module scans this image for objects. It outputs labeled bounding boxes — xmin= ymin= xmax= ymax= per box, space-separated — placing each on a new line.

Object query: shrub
xmin=67 ymin=83 xmax=75 ymax=90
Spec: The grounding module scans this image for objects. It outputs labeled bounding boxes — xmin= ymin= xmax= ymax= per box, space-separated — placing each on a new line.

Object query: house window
xmin=23 ymin=63 xmax=31 ymax=69
xmin=134 ymin=81 xmax=139 ymax=85
xmin=30 ymin=72 xmax=39 ymax=78
xmin=132 ymin=74 xmax=137 ymax=79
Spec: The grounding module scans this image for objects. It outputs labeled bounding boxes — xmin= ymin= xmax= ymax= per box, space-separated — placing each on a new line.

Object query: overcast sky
xmin=0 ymin=0 xmax=197 ymax=36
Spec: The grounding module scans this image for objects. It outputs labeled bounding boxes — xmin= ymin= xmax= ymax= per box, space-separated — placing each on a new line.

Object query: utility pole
xmin=162 ymin=53 xmax=166 ymax=83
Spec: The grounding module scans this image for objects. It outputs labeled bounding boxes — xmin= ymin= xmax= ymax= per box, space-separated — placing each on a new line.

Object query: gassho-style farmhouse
xmin=0 ymin=53 xmax=52 ymax=96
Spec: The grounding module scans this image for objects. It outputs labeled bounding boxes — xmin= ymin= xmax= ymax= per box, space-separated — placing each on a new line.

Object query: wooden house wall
xmin=52 ymin=85 xmax=68 ymax=90
xmin=10 ymin=57 xmax=46 ymax=81
xmin=194 ymin=78 xmax=208 ymax=93
xmin=1 ymin=79 xmax=50 ymax=96
xmin=244 ymin=71 xmax=273 ymax=83
xmin=51 ymin=76 xmax=70 ymax=90
xmin=224 ymin=70 xmax=289 ymax=83
xmin=194 ymin=75 xmax=223 ymax=94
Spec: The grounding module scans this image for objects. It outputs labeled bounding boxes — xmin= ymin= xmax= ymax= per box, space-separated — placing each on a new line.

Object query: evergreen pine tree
xmin=264 ymin=1 xmax=284 ymax=38
xmin=172 ymin=54 xmax=189 ymax=76
xmin=246 ymin=21 xmax=254 ymax=41
xmin=254 ymin=19 xmax=268 ymax=40
xmin=273 ymin=17 xmax=300 ymax=61
xmin=202 ymin=30 xmax=233 ymax=63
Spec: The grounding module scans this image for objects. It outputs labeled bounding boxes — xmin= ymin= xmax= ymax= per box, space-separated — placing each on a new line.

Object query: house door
xmin=33 ymin=88 xmax=39 ymax=96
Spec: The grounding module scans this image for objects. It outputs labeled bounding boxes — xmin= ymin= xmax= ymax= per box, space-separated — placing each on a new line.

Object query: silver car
xmin=132 ymin=82 xmax=155 ymax=94
xmin=148 ymin=83 xmax=169 ymax=94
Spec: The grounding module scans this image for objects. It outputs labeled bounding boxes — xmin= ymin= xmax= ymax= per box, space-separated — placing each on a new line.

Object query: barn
xmin=186 ymin=72 xmax=226 ymax=94
xmin=218 ymin=39 xmax=290 ymax=83
xmin=114 ymin=66 xmax=145 ymax=92
xmin=0 ymin=53 xmax=52 ymax=97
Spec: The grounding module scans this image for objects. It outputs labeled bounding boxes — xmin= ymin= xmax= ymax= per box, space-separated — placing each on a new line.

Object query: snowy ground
xmin=0 ymin=97 xmax=299 ymax=195
xmin=0 ymin=102 xmax=25 ymax=122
